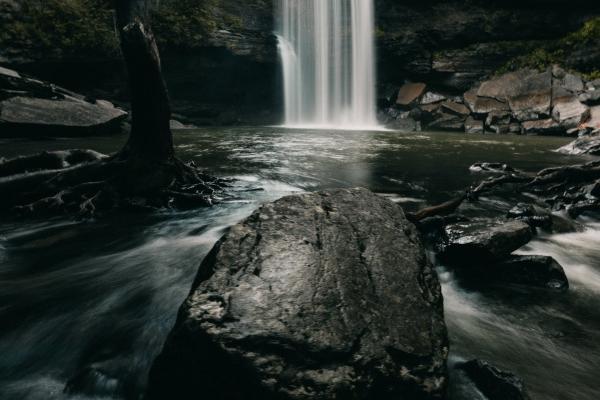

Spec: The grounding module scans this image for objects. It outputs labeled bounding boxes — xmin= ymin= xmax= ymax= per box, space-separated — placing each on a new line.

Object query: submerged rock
xmin=439 ymin=220 xmax=533 ymax=265
xmin=557 ymin=132 xmax=600 ymax=156
xmin=457 ymin=360 xmax=531 ymax=400
xmin=492 ymin=255 xmax=569 ymax=291
xmin=147 ymin=188 xmax=448 ymax=399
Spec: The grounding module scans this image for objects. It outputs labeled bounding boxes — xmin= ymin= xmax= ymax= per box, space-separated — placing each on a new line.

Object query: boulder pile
xmin=380 ymin=66 xmax=600 ymax=137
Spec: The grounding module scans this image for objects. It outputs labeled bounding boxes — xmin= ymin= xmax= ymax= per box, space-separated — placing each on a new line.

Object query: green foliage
xmin=584 ymin=70 xmax=600 ymax=81
xmin=0 ymin=0 xmax=118 ymax=59
xmin=0 ymin=0 xmax=271 ymax=58
xmin=497 ymin=16 xmax=600 ymax=75
xmin=151 ymin=0 xmax=218 ymax=49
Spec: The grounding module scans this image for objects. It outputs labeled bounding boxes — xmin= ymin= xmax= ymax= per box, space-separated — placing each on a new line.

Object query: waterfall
xmin=276 ymin=0 xmax=377 ymax=129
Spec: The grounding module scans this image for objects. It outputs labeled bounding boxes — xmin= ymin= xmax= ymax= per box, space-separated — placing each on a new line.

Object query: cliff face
xmin=1 ymin=0 xmax=598 ymax=125
xmin=376 ymin=0 xmax=600 ymax=91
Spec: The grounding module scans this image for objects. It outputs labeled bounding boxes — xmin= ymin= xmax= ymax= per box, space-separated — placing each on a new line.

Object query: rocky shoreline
xmin=380 ymin=66 xmax=600 ymax=137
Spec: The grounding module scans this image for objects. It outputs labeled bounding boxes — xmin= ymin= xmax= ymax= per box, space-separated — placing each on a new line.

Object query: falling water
xmin=276 ymin=0 xmax=377 ymax=129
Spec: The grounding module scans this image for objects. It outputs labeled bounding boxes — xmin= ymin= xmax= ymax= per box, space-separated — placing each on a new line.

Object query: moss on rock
xmin=498 ymin=16 xmax=600 ymax=77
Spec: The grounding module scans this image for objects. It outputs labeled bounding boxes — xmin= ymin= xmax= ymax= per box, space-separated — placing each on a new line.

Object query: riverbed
xmin=1 ymin=128 xmax=598 ymax=399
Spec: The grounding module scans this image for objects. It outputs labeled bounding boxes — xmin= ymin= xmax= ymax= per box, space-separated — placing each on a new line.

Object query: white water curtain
xmin=276 ymin=0 xmax=377 ymax=129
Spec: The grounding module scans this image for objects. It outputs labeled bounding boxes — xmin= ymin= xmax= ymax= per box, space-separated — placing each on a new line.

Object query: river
xmin=0 ymin=128 xmax=598 ymax=399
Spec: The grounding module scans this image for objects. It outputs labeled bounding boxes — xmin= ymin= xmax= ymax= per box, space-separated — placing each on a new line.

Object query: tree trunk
xmin=115 ymin=0 xmax=173 ymax=163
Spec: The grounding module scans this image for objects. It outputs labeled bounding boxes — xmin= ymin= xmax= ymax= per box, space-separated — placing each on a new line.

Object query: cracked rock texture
xmin=147 ymin=188 xmax=448 ymax=400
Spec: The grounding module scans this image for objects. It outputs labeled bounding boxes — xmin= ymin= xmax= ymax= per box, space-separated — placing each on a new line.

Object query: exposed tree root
xmin=0 ymin=149 xmax=107 ymax=178
xmin=409 ymin=160 xmax=600 ymax=223
xmin=0 ymin=151 xmax=226 ymax=219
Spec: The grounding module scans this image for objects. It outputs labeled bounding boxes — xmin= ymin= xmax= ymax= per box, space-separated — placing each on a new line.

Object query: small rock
xmin=457 ymin=360 xmax=531 ymax=400
xmin=586 ymin=79 xmax=600 ymax=91
xmin=579 ymin=90 xmax=600 ymax=105
xmin=507 ymin=203 xmax=553 ymax=230
xmin=0 ymin=65 xmax=20 ymax=79
xmin=521 ymin=119 xmax=564 ymax=135
xmin=396 ymin=82 xmax=427 ymax=106
xmin=421 ymin=91 xmax=446 ymax=105
xmin=441 ymin=100 xmax=470 ymax=116
xmin=439 ymin=220 xmax=533 ymax=265
xmin=470 ymin=163 xmax=515 ymax=174
xmin=492 ymin=255 xmax=569 ymax=291
xmin=429 ymin=112 xmax=465 ymax=131
xmin=552 ymin=98 xmax=590 ymax=130
xmin=465 ymin=116 xmax=484 ymax=134
xmin=509 ymin=123 xmax=522 ymax=134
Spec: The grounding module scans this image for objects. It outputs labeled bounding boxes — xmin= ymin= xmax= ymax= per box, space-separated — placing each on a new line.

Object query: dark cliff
xmin=1 ymin=0 xmax=598 ymax=124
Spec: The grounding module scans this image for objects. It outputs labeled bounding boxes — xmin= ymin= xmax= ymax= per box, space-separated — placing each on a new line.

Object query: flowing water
xmin=276 ymin=0 xmax=377 ymax=129
xmin=1 ymin=128 xmax=599 ymax=399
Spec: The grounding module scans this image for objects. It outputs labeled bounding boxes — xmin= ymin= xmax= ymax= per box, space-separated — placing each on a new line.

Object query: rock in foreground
xmin=148 ymin=188 xmax=448 ymax=400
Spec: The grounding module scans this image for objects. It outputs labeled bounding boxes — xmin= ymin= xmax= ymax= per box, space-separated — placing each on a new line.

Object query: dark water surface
xmin=0 ymin=128 xmax=598 ymax=399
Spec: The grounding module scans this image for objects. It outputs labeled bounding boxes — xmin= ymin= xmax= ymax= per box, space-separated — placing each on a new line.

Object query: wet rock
xmin=558 ymin=132 xmax=600 ymax=156
xmin=148 ymin=188 xmax=449 ymax=400
xmin=584 ymin=105 xmax=600 ymax=130
xmin=587 ymin=79 xmax=600 ymax=91
xmin=552 ymin=98 xmax=590 ymax=130
xmin=396 ymin=82 xmax=427 ymax=106
xmin=579 ymin=90 xmax=600 ymax=105
xmin=492 ymin=255 xmax=569 ymax=291
xmin=471 ymin=97 xmax=511 ymax=116
xmin=463 ymin=87 xmax=479 ymax=112
xmin=465 ymin=117 xmax=484 ymax=134
xmin=509 ymin=123 xmax=522 ymax=134
xmin=521 ymin=119 xmax=563 ymax=135
xmin=486 ymin=111 xmax=512 ymax=134
xmin=552 ymin=66 xmax=584 ymax=94
xmin=388 ymin=116 xmax=419 ymax=131
xmin=421 ymin=91 xmax=446 ymax=105
xmin=507 ymin=203 xmax=553 ymax=230
xmin=0 ymin=67 xmax=127 ymax=137
xmin=457 ymin=360 xmax=531 ymax=400
xmin=477 ymin=69 xmax=552 ymax=121
xmin=439 ymin=220 xmax=533 ymax=265
xmin=469 ymin=163 xmax=515 ymax=174
xmin=441 ymin=100 xmax=470 ymax=117
xmin=65 ymin=367 xmax=125 ymax=398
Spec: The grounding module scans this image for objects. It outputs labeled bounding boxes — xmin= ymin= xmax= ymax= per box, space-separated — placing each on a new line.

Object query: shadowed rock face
xmin=147 ymin=188 xmax=448 ymax=400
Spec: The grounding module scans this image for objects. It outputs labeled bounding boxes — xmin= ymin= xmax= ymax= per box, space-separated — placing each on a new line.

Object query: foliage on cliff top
xmin=498 ymin=16 xmax=600 ymax=79
xmin=0 ymin=0 xmax=118 ymax=59
xmin=0 ymin=0 xmax=271 ymax=60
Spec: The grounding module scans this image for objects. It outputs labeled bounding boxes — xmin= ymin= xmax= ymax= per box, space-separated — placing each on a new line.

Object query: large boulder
xmin=396 ymin=82 xmax=427 ymax=106
xmin=477 ymin=69 xmax=552 ymax=122
xmin=0 ymin=66 xmax=127 ymax=137
xmin=148 ymin=188 xmax=449 ymax=400
xmin=552 ymin=98 xmax=590 ymax=130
